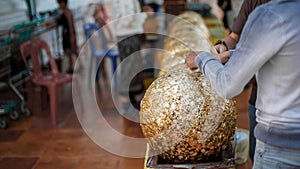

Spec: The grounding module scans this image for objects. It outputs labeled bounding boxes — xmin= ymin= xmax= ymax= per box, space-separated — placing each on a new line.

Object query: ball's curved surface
xmin=140 ymin=68 xmax=236 ymax=163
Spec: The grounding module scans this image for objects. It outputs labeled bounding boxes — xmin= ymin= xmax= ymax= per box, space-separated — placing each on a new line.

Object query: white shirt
xmin=195 ymin=0 xmax=300 ymax=148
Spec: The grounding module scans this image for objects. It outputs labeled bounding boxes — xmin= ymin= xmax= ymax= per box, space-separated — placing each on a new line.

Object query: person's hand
xmin=186 ymin=51 xmax=200 ymax=70
xmin=212 ymin=43 xmax=227 ymax=55
xmin=210 ymin=47 xmax=231 ymax=64
xmin=218 ymin=51 xmax=231 ymax=64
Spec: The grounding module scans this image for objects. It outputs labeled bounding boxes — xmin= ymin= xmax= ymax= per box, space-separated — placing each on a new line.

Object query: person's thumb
xmin=218 ymin=51 xmax=231 ymax=64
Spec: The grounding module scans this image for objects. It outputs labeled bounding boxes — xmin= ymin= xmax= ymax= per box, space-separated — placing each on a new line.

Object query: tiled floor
xmin=0 ymin=80 xmax=145 ymax=169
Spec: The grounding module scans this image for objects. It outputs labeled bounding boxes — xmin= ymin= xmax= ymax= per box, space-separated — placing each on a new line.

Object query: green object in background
xmin=12 ymin=24 xmax=32 ymax=45
xmin=0 ymin=100 xmax=19 ymax=114
xmin=12 ymin=20 xmax=38 ymax=45
xmin=0 ymin=39 xmax=12 ymax=46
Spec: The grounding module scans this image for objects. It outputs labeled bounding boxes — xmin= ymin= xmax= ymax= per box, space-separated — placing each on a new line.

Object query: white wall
xmin=35 ymin=0 xmax=88 ymax=13
xmin=0 ymin=0 xmax=28 ymax=31
xmin=0 ymin=0 xmax=89 ymax=31
xmin=0 ymin=0 xmax=27 ymax=14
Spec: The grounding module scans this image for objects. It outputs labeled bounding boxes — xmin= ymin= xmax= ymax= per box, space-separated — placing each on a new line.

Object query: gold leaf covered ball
xmin=161 ymin=36 xmax=211 ymax=72
xmin=140 ymin=68 xmax=236 ymax=163
xmin=164 ymin=34 xmax=211 ymax=53
xmin=168 ymin=11 xmax=210 ymax=39
xmin=158 ymin=63 xmax=187 ymax=77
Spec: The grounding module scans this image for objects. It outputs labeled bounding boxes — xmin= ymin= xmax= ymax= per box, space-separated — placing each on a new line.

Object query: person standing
xmin=212 ymin=0 xmax=270 ymax=162
xmin=111 ymin=0 xmax=147 ymax=108
xmin=82 ymin=0 xmax=116 ymax=81
xmin=56 ymin=0 xmax=78 ymax=73
xmin=186 ymin=0 xmax=300 ymax=168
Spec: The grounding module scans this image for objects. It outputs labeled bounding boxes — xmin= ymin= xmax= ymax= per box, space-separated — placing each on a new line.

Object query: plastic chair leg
xmin=41 ymin=87 xmax=48 ymax=109
xmin=27 ymin=82 xmax=35 ymax=110
xmin=49 ymin=87 xmax=57 ymax=125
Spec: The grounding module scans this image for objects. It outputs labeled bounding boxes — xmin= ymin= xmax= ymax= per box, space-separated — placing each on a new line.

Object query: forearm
xmin=194 ymin=6 xmax=285 ymax=99
xmin=195 ymin=52 xmax=245 ymax=98
xmin=222 ymin=32 xmax=239 ymax=50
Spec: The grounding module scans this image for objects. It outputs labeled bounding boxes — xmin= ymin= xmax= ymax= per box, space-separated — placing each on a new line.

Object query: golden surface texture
xmin=161 ymin=35 xmax=211 ymax=72
xmin=161 ymin=12 xmax=212 ymax=73
xmin=168 ymin=11 xmax=210 ymax=39
xmin=140 ymin=10 xmax=237 ymax=164
xmin=140 ymin=68 xmax=237 ymax=163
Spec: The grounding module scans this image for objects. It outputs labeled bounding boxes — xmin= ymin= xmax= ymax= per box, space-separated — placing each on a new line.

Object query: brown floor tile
xmin=80 ymin=138 xmax=139 ymax=159
xmin=33 ymin=156 xmax=78 ymax=169
xmin=118 ymin=158 xmax=145 ymax=169
xmin=76 ymin=155 xmax=120 ymax=169
xmin=103 ymin=113 xmax=143 ymax=137
xmin=81 ymin=130 xmax=130 ymax=155
xmin=29 ymin=109 xmax=72 ymax=129
xmin=125 ymin=126 xmax=144 ymax=138
xmin=4 ymin=116 xmax=34 ymax=130
xmin=0 ymin=130 xmax=24 ymax=142
xmin=42 ymin=139 xmax=87 ymax=158
xmin=0 ymin=142 xmax=49 ymax=157
xmin=28 ymin=90 xmax=74 ymax=129
xmin=59 ymin=112 xmax=82 ymax=129
xmin=102 ymin=115 xmax=128 ymax=134
xmin=0 ymin=157 xmax=39 ymax=169
xmin=51 ymin=129 xmax=88 ymax=142
xmin=80 ymin=139 xmax=108 ymax=156
xmin=29 ymin=116 xmax=57 ymax=129
xmin=17 ymin=129 xmax=54 ymax=143
xmin=55 ymin=108 xmax=76 ymax=126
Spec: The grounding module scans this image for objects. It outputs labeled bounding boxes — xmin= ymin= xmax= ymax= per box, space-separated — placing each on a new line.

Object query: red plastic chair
xmin=20 ymin=39 xmax=73 ymax=125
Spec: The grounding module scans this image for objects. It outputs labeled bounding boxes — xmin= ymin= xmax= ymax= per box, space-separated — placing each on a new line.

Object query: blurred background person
xmin=56 ymin=0 xmax=78 ymax=73
xmin=82 ymin=0 xmax=116 ymax=81
xmin=111 ymin=0 xmax=147 ymax=114
xmin=188 ymin=0 xmax=224 ymax=20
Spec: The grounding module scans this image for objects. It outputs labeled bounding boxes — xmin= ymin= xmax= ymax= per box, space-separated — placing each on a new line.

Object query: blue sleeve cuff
xmin=195 ymin=51 xmax=219 ymax=75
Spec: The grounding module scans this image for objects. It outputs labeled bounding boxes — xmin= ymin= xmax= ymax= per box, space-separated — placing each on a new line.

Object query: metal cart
xmin=8 ymin=23 xmax=35 ymax=114
xmin=0 ymin=30 xmax=19 ymax=128
xmin=0 ymin=27 xmax=31 ymax=128
xmin=0 ymin=100 xmax=20 ymax=128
